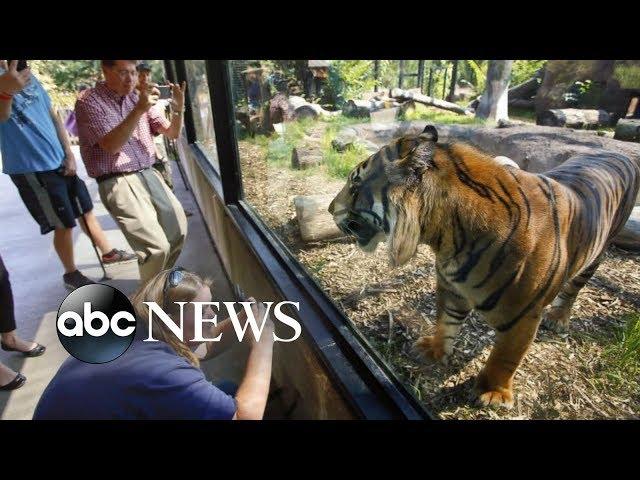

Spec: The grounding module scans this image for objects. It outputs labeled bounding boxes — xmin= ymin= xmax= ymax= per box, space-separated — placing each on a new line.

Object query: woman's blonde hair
xmin=130 ymin=268 xmax=212 ymax=367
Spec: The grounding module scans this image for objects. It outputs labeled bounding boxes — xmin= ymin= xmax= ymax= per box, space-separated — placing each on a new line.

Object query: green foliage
xmin=613 ymin=64 xmax=640 ymax=89
xmin=511 ymin=60 xmax=547 ymax=86
xmin=464 ymin=60 xmax=487 ymax=95
xmin=29 ymin=59 xmax=166 ymax=109
xmin=327 ymin=60 xmax=377 ymax=107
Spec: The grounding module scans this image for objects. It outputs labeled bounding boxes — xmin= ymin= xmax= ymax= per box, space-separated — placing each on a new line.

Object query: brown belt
xmin=95 ymin=167 xmax=150 ymax=184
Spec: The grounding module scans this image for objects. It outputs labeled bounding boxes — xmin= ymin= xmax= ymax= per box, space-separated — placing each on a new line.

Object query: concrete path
xmin=0 ymin=147 xmax=237 ymax=419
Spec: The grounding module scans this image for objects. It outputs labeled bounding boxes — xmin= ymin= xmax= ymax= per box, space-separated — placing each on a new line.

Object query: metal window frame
xmin=174 ymin=59 xmax=433 ymax=420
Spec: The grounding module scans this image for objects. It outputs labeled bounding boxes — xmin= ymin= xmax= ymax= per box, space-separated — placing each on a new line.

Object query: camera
xmin=156 ymin=85 xmax=172 ymax=100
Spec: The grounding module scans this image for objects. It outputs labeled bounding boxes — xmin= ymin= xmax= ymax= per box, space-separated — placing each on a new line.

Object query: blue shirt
xmin=33 ymin=327 xmax=237 ymax=420
xmin=0 ymin=72 xmax=65 ymax=175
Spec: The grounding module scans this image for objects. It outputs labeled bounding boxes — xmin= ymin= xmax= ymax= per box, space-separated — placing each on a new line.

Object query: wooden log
xmin=391 ymin=88 xmax=474 ymax=116
xmin=291 ymin=147 xmax=323 ymax=170
xmin=508 ymin=70 xmax=543 ymax=100
xmin=293 ymin=194 xmax=345 ymax=242
xmin=613 ymin=119 xmax=640 ymax=142
xmin=536 ymin=109 xmax=611 ymax=129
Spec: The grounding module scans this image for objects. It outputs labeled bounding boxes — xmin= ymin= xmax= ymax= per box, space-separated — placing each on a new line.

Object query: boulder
xmin=613 ymin=207 xmax=640 ymax=252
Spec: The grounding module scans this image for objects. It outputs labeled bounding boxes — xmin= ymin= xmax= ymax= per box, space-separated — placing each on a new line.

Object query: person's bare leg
xmin=53 ymin=228 xmax=77 ymax=274
xmin=0 ymin=362 xmax=19 ymax=386
xmin=79 ymin=211 xmax=112 ymax=255
xmin=1 ymin=330 xmax=37 ymax=352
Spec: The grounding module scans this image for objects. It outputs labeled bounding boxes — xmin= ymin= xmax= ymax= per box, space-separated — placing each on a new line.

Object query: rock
xmin=613 ymin=207 xmax=640 ymax=252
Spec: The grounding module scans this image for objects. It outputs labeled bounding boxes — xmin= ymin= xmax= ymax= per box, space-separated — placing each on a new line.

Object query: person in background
xmin=0 ymin=65 xmax=46 ymax=391
xmin=136 ymin=62 xmax=174 ymax=190
xmin=33 ymin=268 xmax=275 ymax=419
xmin=0 ymin=60 xmax=136 ymax=290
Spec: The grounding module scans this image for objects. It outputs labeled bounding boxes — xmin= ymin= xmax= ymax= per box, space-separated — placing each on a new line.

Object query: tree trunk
xmin=391 ymin=88 xmax=474 ymax=116
xmin=293 ymin=194 xmax=345 ymax=242
xmin=614 ymin=119 xmax=640 ymax=142
xmin=475 ymin=60 xmax=514 ymax=122
xmin=537 ymin=109 xmax=611 ymax=129
xmin=446 ymin=60 xmax=458 ymax=102
xmin=291 ymin=147 xmax=323 ymax=169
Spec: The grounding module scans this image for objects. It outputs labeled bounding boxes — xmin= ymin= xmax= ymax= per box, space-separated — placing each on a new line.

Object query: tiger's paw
xmin=412 ymin=335 xmax=449 ymax=365
xmin=542 ymin=307 xmax=570 ymax=333
xmin=475 ymin=388 xmax=514 ymax=409
xmin=474 ymin=371 xmax=514 ymax=409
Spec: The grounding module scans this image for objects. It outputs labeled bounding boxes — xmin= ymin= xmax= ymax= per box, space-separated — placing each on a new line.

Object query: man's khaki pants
xmin=98 ymin=168 xmax=188 ymax=284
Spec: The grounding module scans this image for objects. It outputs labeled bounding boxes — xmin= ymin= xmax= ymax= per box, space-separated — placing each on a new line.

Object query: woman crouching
xmin=34 ymin=268 xmax=274 ymax=420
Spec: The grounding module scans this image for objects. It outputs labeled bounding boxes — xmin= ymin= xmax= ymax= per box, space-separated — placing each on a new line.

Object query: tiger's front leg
xmin=474 ymin=313 xmax=542 ymax=408
xmin=413 ymin=279 xmax=471 ymax=365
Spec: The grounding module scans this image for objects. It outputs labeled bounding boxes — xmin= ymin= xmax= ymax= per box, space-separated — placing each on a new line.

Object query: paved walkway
xmin=0 ymin=147 xmax=238 ymax=419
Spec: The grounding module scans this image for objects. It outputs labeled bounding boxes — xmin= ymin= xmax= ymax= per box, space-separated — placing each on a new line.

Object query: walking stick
xmin=75 ymin=197 xmax=111 ymax=281
xmin=79 ymin=214 xmax=110 ymax=281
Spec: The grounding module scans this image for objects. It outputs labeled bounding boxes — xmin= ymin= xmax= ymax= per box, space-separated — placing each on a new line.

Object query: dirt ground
xmin=238 ymin=133 xmax=640 ymax=420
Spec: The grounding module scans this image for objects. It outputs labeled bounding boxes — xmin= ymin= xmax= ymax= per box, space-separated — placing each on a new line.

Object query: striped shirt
xmin=75 ymin=81 xmax=170 ymax=178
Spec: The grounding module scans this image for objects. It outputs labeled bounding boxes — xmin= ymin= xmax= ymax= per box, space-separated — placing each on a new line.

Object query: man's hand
xmin=134 ymin=80 xmax=160 ymax=114
xmin=63 ymin=150 xmax=77 ymax=176
xmin=169 ymin=81 xmax=187 ymax=112
xmin=0 ymin=60 xmax=31 ymax=95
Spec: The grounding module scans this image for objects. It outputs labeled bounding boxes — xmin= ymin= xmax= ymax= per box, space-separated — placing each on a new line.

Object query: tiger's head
xmin=328 ymin=125 xmax=441 ymax=266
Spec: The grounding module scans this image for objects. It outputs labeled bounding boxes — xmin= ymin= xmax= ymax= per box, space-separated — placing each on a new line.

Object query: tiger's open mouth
xmin=337 ymin=214 xmax=385 ymax=252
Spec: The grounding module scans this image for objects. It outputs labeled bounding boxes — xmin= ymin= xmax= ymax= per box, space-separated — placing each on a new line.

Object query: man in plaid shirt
xmin=75 ymin=60 xmax=188 ymax=283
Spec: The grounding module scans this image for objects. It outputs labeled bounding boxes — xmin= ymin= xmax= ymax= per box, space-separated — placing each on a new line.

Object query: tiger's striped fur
xmin=328 ymin=125 xmax=640 ymax=408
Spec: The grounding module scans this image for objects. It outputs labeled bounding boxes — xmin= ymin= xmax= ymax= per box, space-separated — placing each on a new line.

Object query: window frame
xmin=175 ymin=59 xmax=433 ymax=419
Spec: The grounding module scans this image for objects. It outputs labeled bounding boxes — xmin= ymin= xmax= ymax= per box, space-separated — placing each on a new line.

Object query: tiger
xmin=328 ymin=125 xmax=640 ymax=408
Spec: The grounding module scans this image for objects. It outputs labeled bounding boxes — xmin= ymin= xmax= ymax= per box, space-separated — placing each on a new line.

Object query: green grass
xmin=600 ymin=314 xmax=640 ymax=390
xmin=320 ymin=118 xmax=371 ymax=179
xmin=400 ymin=103 xmax=484 ymax=125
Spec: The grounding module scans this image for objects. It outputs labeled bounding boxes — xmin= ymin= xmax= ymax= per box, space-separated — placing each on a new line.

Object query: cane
xmin=75 ymin=197 xmax=111 ymax=282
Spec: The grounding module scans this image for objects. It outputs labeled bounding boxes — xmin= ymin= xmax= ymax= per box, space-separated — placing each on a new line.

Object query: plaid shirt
xmin=75 ymin=81 xmax=170 ymax=178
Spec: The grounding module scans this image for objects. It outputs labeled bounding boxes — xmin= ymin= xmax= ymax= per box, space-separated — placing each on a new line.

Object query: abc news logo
xmin=57 ymin=284 xmax=302 ymax=363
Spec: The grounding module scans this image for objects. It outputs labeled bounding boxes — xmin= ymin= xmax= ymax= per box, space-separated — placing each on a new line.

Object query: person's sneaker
xmin=63 ymin=270 xmax=96 ymax=290
xmin=102 ymin=249 xmax=137 ymax=265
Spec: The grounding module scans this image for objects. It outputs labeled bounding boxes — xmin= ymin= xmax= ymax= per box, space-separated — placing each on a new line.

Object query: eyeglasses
xmin=114 ymin=68 xmax=138 ymax=79
xmin=163 ymin=267 xmax=186 ymax=312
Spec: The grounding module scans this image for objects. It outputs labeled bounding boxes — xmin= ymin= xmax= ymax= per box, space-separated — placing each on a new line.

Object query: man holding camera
xmin=75 ymin=60 xmax=188 ymax=283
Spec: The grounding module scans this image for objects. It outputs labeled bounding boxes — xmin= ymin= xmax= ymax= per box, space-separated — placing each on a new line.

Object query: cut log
xmin=537 ymin=109 xmax=611 ymax=129
xmin=291 ymin=147 xmax=323 ymax=169
xmin=612 ymin=206 xmax=640 ymax=251
xmin=287 ymin=95 xmax=339 ymax=121
xmin=613 ymin=119 xmax=640 ymax=142
xmin=391 ymin=88 xmax=474 ymax=116
xmin=293 ymin=194 xmax=345 ymax=242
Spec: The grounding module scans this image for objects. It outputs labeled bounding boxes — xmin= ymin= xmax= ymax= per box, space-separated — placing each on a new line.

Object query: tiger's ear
xmin=421 ymin=124 xmax=438 ymax=142
xmin=386 ymin=131 xmax=437 ymax=185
